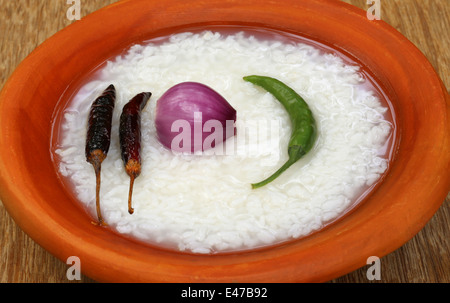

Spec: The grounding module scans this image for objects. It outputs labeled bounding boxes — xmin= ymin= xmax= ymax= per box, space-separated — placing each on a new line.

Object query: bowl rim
xmin=0 ymin=0 xmax=449 ymax=282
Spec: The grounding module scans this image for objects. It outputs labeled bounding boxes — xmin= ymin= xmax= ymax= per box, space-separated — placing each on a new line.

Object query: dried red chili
xmin=119 ymin=92 xmax=151 ymax=214
xmin=85 ymin=84 xmax=116 ymax=225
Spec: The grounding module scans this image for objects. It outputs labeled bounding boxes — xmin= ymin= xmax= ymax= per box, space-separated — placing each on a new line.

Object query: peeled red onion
xmin=155 ymin=82 xmax=237 ymax=153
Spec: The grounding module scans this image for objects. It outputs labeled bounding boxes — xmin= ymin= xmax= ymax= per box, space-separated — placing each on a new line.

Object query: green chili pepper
xmin=243 ymin=75 xmax=317 ymax=189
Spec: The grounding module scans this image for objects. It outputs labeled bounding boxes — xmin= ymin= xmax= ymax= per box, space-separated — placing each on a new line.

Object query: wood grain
xmin=0 ymin=0 xmax=448 ymax=283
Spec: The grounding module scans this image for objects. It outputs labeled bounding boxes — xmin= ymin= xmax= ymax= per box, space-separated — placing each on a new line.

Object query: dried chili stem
xmin=125 ymin=159 xmax=141 ymax=214
xmin=87 ymin=150 xmax=107 ymax=225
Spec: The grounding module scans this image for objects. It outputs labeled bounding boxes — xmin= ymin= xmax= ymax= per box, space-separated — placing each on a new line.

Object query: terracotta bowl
xmin=0 ymin=0 xmax=449 ymax=282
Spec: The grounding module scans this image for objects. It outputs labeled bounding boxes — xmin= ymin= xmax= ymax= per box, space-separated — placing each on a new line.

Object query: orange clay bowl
xmin=0 ymin=0 xmax=449 ymax=283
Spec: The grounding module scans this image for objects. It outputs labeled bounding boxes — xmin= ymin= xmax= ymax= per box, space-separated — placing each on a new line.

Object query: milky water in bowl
xmin=51 ymin=27 xmax=396 ymax=254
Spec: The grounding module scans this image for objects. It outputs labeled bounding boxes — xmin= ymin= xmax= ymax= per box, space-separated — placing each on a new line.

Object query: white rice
xmin=54 ymin=31 xmax=392 ymax=253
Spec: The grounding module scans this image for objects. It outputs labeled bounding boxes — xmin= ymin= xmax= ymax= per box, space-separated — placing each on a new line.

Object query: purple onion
xmin=155 ymin=82 xmax=237 ymax=153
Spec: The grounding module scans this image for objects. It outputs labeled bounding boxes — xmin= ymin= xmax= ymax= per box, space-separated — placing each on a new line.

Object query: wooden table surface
xmin=0 ymin=0 xmax=448 ymax=283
